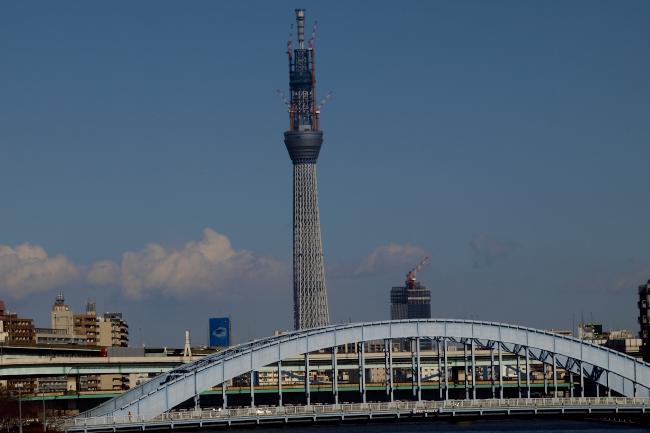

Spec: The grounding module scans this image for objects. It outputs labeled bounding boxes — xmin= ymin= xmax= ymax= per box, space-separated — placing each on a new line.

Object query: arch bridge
xmin=78 ymin=319 xmax=650 ymax=422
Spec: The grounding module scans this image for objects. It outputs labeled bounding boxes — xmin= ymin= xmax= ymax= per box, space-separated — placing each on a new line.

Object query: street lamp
xmin=15 ymin=383 xmax=23 ymax=433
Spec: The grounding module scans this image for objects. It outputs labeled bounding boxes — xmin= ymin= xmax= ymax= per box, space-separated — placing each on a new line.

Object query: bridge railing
xmin=65 ymin=397 xmax=650 ymax=428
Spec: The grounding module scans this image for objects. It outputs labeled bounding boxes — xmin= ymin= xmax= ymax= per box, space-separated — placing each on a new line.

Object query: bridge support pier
xmin=384 ymin=338 xmax=394 ymax=402
xmin=516 ymin=348 xmax=521 ymax=398
xmin=525 ymin=348 xmax=530 ymax=399
xmin=580 ymin=361 xmax=585 ymax=398
xmin=490 ymin=344 xmax=495 ymax=399
xmin=471 ymin=340 xmax=477 ymax=400
xmin=222 ymin=382 xmax=227 ymax=409
xmin=437 ymin=338 xmax=442 ymax=400
xmin=389 ymin=339 xmax=394 ymax=402
xmin=359 ymin=342 xmax=366 ymax=403
xmin=552 ymin=353 xmax=558 ymax=397
xmin=193 ymin=371 xmax=200 ymax=411
xmin=498 ymin=343 xmax=504 ymax=399
xmin=411 ymin=339 xmax=416 ymax=399
xmin=250 ymin=371 xmax=255 ymax=408
xmin=278 ymin=360 xmax=283 ymax=407
xmin=332 ymin=347 xmax=338 ymax=404
xmin=222 ymin=362 xmax=228 ymax=409
xmin=416 ymin=337 xmax=422 ymax=401
xmin=444 ymin=338 xmax=449 ymax=400
xmin=463 ymin=343 xmax=469 ymax=400
xmin=305 ymin=353 xmax=310 ymax=406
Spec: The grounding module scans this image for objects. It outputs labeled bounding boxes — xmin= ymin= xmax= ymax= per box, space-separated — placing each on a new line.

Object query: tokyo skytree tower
xmin=283 ymin=9 xmax=330 ymax=329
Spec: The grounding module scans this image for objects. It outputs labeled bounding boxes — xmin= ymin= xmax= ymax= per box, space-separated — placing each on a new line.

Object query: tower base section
xmin=292 ymin=162 xmax=329 ymax=329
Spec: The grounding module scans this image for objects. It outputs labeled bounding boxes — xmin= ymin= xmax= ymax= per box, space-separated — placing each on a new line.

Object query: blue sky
xmin=1 ymin=1 xmax=649 ymax=346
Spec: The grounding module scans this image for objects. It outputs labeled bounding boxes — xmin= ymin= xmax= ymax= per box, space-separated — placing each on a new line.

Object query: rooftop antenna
xmin=572 ymin=312 xmax=576 ymax=337
xmin=295 ymin=8 xmax=305 ymax=49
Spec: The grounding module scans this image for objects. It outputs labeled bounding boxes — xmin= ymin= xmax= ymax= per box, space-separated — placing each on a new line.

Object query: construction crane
xmin=405 ymin=256 xmax=429 ymax=287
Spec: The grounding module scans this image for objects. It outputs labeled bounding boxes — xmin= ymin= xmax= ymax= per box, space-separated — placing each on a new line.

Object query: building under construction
xmin=390 ymin=257 xmax=432 ymax=320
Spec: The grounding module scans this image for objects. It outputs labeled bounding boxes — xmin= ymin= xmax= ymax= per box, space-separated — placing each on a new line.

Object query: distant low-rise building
xmin=51 ymin=293 xmax=75 ymax=336
xmin=74 ymin=301 xmax=99 ymax=345
xmin=578 ymin=322 xmax=642 ymax=358
xmin=578 ymin=323 xmax=603 ymax=340
xmin=39 ymin=294 xmax=89 ymax=345
xmin=35 ymin=327 xmax=88 ymax=345
xmin=0 ymin=300 xmax=36 ymax=344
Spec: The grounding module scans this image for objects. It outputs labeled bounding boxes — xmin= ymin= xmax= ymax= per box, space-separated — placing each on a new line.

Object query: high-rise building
xmin=638 ymin=280 xmax=650 ymax=362
xmin=390 ymin=258 xmax=432 ymax=320
xmin=98 ymin=312 xmax=129 ymax=347
xmin=283 ymin=9 xmax=330 ymax=330
xmin=390 ymin=282 xmax=432 ymax=320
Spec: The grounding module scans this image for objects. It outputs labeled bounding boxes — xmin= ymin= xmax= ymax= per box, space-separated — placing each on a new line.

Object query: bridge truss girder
xmin=79 ymin=319 xmax=650 ymax=421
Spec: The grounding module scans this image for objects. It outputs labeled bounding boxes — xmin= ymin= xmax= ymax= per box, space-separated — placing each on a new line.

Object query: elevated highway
xmin=0 ymin=356 xmax=194 ymax=377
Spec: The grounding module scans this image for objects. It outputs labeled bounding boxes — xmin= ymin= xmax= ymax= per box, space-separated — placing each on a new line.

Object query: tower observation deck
xmin=283 ymin=9 xmax=330 ymax=330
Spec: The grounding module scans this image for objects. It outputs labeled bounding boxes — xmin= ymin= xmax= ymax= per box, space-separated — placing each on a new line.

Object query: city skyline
xmin=1 ymin=1 xmax=649 ymax=346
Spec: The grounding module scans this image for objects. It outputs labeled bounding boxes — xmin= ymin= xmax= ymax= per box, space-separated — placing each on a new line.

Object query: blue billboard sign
xmin=209 ymin=317 xmax=231 ymax=347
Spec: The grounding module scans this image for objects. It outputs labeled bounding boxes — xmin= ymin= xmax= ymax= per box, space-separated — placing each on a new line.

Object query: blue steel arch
xmin=82 ymin=319 xmax=650 ymax=420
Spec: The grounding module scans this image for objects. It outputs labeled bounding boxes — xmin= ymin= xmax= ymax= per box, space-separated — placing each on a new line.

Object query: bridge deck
xmin=64 ymin=397 xmax=650 ymax=432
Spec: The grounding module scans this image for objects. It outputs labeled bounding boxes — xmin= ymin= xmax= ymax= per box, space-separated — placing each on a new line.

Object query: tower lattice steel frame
xmin=283 ymin=9 xmax=330 ymax=330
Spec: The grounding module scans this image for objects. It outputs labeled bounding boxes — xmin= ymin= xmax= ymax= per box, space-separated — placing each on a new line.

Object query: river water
xmin=214 ymin=420 xmax=647 ymax=432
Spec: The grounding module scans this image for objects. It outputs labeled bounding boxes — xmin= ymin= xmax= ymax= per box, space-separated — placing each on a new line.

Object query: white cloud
xmin=86 ymin=260 xmax=120 ymax=286
xmin=329 ymin=243 xmax=428 ymax=278
xmin=0 ymin=243 xmax=79 ymax=298
xmin=0 ymin=229 xmax=287 ymax=301
xmin=115 ymin=228 xmax=286 ymax=299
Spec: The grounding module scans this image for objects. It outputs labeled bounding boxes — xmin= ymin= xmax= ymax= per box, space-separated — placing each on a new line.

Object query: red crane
xmin=406 ymin=256 xmax=429 ymax=287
